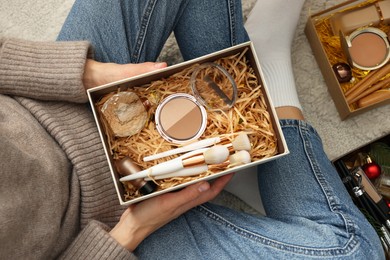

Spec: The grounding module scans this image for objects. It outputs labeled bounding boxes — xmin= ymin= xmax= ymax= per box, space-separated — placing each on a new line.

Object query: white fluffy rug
xmin=1 ymin=0 xmax=389 ymax=214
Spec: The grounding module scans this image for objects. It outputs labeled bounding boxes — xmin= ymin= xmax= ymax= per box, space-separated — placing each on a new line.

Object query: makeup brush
xmin=357 ymin=89 xmax=390 ymax=108
xmin=229 ymin=150 xmax=251 ymax=165
xmin=143 ymin=136 xmax=225 ymax=161
xmin=143 ymin=132 xmax=250 ymax=161
xmin=344 ymin=63 xmax=390 ymax=103
xmin=119 ymin=145 xmax=230 ymax=182
xmin=144 ymin=150 xmax=251 ymax=180
xmin=224 ymin=132 xmax=251 ymax=153
xmin=347 ymin=76 xmax=390 ymax=104
xmin=174 ymin=133 xmax=250 ymax=160
xmin=144 ymin=164 xmax=209 ymax=181
xmin=335 ymin=160 xmax=390 ymax=248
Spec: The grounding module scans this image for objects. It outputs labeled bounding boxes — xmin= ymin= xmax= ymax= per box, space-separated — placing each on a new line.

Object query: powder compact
xmin=155 ymin=93 xmax=207 ymax=144
xmin=340 ymin=27 xmax=390 ymax=71
xmin=155 ymin=63 xmax=237 ymax=143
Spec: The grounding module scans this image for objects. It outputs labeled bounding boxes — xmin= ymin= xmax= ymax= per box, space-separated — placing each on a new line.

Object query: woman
xmin=0 ymin=0 xmax=383 ymax=259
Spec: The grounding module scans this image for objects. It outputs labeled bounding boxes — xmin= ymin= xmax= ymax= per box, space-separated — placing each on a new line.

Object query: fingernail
xmin=154 ymin=62 xmax=167 ymax=69
xmin=198 ymin=182 xmax=210 ymax=193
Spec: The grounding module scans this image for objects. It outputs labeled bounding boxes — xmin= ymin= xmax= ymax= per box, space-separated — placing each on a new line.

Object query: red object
xmin=362 ymin=156 xmax=381 ymax=180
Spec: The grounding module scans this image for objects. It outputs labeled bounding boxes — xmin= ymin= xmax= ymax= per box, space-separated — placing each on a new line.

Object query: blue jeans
xmin=58 ymin=0 xmax=248 ymax=63
xmin=136 ymin=120 xmax=384 ymax=259
xmin=58 ymin=1 xmax=384 ymax=258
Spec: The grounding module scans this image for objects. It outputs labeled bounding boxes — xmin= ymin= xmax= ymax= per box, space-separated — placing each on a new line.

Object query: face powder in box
xmin=341 ymin=27 xmax=390 ymax=71
xmin=155 ymin=93 xmax=207 ymax=144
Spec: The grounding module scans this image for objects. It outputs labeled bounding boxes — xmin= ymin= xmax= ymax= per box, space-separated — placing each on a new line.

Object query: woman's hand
xmin=109 ymin=173 xmax=233 ymax=251
xmin=83 ymin=59 xmax=167 ymax=90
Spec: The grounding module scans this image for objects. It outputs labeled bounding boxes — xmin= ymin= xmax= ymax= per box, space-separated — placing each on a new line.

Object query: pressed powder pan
xmin=155 ymin=93 xmax=207 ymax=144
xmin=341 ymin=27 xmax=390 ymax=70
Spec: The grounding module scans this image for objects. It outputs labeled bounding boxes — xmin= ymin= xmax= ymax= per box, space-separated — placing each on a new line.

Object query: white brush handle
xmin=178 ymin=147 xmax=208 ymax=160
xmin=119 ymin=158 xmax=184 ymax=182
xmin=145 ymin=164 xmax=209 ymax=181
xmin=143 ymin=137 xmax=221 ymax=161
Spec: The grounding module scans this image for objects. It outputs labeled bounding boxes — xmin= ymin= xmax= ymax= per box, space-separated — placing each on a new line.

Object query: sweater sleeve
xmin=0 ymin=38 xmax=92 ymax=103
xmin=59 ymin=220 xmax=138 ymax=260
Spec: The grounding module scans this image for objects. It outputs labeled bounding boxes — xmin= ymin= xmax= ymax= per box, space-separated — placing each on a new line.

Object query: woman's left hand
xmin=109 ymin=173 xmax=233 ymax=251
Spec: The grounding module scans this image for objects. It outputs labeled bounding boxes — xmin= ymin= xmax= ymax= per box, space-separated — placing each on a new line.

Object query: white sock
xmin=224 ymin=0 xmax=306 ymax=213
xmin=245 ymin=0 xmax=305 ymax=110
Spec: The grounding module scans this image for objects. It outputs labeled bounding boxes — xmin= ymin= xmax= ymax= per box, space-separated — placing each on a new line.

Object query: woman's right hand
xmin=83 ymin=59 xmax=167 ymax=90
xmin=109 ymin=173 xmax=233 ymax=251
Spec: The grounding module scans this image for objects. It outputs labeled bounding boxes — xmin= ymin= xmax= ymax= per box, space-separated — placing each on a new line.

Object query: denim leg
xmin=255 ymin=119 xmax=384 ymax=258
xmin=174 ymin=0 xmax=249 ymax=60
xmin=57 ymin=0 xmax=248 ymax=63
xmin=57 ymin=0 xmax=190 ymax=63
xmin=135 ymin=120 xmax=384 ymax=259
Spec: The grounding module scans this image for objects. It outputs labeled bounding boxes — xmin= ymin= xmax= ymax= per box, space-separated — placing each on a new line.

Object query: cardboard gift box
xmin=334 ymin=134 xmax=390 ymax=200
xmin=87 ymin=42 xmax=289 ymax=205
xmin=333 ymin=133 xmax=390 ymax=254
xmin=305 ymin=0 xmax=390 ymax=120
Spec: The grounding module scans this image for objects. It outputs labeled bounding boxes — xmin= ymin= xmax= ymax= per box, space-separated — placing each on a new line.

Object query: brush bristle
xmin=232 ymin=133 xmax=251 ymax=151
xmin=203 ymin=145 xmax=229 ymax=164
xmin=229 ymin=150 xmax=251 ymax=165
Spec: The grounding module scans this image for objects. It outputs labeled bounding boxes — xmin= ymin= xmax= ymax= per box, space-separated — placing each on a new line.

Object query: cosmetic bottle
xmin=115 ymin=157 xmax=156 ymax=195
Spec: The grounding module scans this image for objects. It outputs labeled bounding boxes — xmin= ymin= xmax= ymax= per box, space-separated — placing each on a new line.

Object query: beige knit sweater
xmin=0 ymin=38 xmax=136 ymax=259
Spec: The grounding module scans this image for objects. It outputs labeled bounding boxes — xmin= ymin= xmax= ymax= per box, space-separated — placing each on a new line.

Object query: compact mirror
xmin=190 ymin=62 xmax=237 ymax=111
